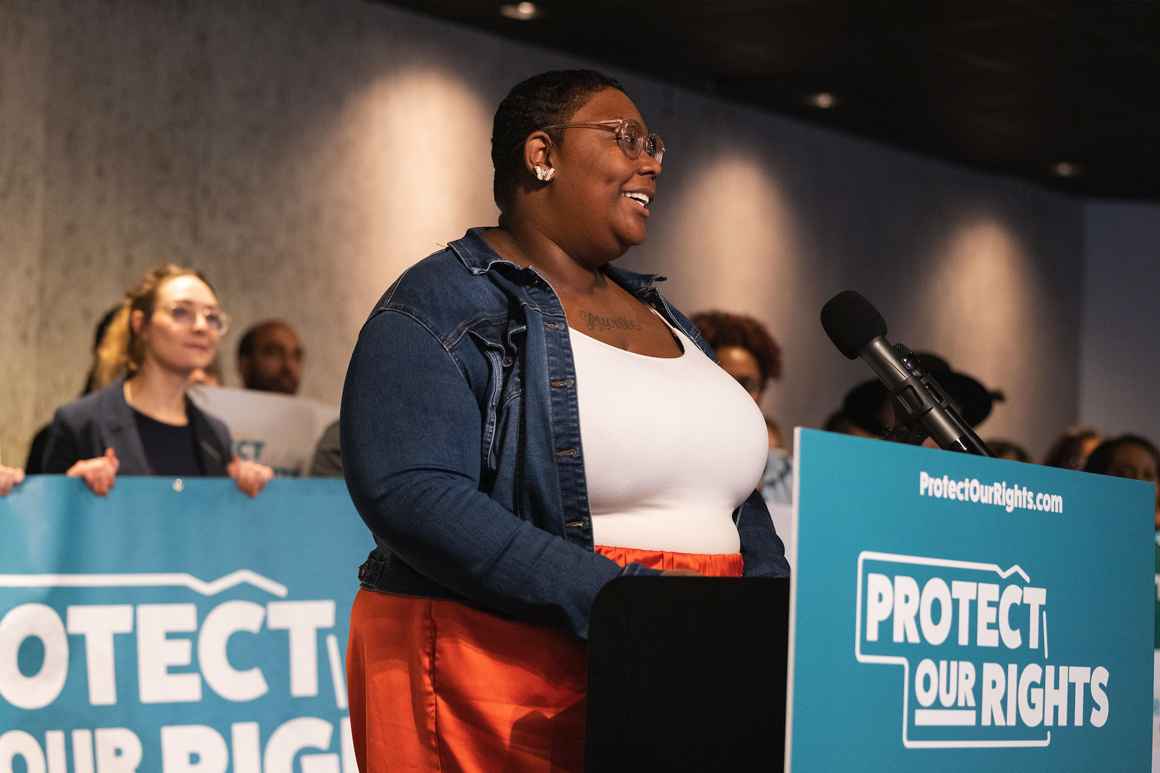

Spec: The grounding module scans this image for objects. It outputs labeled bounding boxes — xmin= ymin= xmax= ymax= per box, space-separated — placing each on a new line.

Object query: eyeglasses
xmin=161 ymin=302 xmax=230 ymax=335
xmin=539 ymin=118 xmax=665 ymax=164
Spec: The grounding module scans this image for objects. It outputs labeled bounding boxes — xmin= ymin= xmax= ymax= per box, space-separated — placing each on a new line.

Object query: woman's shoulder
xmin=53 ymin=381 xmax=124 ymax=428
xmin=368 ymin=237 xmax=514 ymax=338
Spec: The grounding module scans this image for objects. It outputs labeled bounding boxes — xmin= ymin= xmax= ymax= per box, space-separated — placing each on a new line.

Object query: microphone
xmin=820 ymin=291 xmax=992 ymax=456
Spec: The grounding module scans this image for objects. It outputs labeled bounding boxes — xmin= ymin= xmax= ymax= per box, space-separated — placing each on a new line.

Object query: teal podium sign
xmin=787 ymin=429 xmax=1154 ymax=772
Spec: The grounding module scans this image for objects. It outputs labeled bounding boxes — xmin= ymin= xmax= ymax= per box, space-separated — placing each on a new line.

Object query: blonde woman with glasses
xmin=41 ymin=264 xmax=273 ymax=497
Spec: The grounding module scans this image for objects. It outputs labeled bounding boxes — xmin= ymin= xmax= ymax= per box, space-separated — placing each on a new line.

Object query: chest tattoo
xmin=583 ymin=311 xmax=642 ymax=332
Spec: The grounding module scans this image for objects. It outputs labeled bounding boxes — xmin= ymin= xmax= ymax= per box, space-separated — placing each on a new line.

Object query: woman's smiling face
xmin=545 ymin=88 xmax=662 ymax=261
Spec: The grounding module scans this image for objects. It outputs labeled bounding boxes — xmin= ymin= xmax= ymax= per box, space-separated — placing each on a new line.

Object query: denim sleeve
xmin=341 ymin=309 xmax=643 ymax=639
xmin=736 ymin=488 xmax=791 ymax=577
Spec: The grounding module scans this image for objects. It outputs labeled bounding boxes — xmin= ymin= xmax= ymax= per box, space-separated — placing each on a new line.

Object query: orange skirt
xmin=345 ymin=546 xmax=743 ymax=773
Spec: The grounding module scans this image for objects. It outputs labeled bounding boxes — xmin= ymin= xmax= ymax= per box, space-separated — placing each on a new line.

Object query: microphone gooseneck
xmin=821 ymin=291 xmax=992 ymax=457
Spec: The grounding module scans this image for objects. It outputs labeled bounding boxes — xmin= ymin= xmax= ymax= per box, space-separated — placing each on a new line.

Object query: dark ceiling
xmin=373 ymin=0 xmax=1160 ymax=199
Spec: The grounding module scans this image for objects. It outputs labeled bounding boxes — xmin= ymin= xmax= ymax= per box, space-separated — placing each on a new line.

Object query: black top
xmin=40 ymin=378 xmax=233 ymax=476
xmin=132 ymin=409 xmax=204 ymax=477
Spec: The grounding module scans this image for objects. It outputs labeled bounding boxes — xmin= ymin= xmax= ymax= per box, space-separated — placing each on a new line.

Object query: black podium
xmin=585 ymin=576 xmax=791 ymax=772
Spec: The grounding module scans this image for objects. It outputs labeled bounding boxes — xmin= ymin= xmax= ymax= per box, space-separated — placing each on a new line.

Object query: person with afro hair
xmin=689 ymin=311 xmax=782 ymax=406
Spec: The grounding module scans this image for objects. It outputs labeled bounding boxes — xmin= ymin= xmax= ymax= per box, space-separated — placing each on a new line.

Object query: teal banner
xmin=787 ymin=429 xmax=1154 ymax=772
xmin=0 ymin=477 xmax=369 ymax=772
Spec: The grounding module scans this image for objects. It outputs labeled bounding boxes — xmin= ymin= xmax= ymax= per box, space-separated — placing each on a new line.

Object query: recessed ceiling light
xmin=808 ymin=92 xmax=837 ymax=110
xmin=1052 ymin=161 xmax=1081 ymax=178
xmin=500 ymin=2 xmax=540 ymax=20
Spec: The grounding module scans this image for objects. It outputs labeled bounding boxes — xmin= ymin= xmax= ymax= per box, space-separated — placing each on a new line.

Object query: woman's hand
xmin=67 ymin=448 xmax=119 ymax=496
xmin=0 ymin=465 xmax=25 ymax=496
xmin=228 ymin=458 xmax=274 ymax=498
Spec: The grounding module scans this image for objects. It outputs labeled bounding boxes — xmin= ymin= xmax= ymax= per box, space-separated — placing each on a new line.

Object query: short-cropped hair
xmin=491 ymin=69 xmax=626 ymax=212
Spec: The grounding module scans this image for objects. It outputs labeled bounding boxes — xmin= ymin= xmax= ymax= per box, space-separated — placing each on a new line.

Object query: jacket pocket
xmin=468 ymin=324 xmax=523 ymax=484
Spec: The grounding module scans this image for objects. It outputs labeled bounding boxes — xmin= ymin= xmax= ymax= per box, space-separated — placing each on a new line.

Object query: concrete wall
xmin=1 ymin=0 xmax=1086 ymax=466
xmin=1080 ymin=203 xmax=1160 ymax=444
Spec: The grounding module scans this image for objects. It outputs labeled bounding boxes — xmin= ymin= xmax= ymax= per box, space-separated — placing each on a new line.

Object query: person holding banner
xmin=342 ymin=70 xmax=789 ymax=772
xmin=25 ymin=305 xmax=120 ymax=474
xmin=40 ymin=264 xmax=273 ymax=497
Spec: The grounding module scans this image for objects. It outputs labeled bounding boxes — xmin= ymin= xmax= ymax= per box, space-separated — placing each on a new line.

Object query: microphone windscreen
xmin=820 ymin=290 xmax=888 ymax=359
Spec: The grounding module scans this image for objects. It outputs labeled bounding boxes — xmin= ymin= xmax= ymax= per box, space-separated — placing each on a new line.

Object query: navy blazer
xmin=41 ymin=378 xmax=234 ymax=476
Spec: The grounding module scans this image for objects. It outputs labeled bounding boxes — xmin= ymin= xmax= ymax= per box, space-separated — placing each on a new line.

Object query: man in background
xmin=237 ymin=320 xmax=304 ymax=395
xmin=192 ymin=319 xmax=333 ymax=476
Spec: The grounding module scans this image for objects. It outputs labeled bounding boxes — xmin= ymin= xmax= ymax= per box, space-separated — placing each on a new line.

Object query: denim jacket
xmin=341 ymin=228 xmax=790 ymax=639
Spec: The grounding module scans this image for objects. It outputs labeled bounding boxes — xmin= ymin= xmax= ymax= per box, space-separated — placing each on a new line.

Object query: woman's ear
xmin=523 ymin=131 xmax=555 ymax=181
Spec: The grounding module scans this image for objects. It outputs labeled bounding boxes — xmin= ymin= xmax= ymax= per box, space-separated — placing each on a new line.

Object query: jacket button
xmin=544 ymin=321 xmax=563 ymax=331
xmin=565 ymin=519 xmax=584 ymax=529
xmin=549 ymin=378 xmax=574 ymax=389
xmin=555 ymin=448 xmax=577 ymax=459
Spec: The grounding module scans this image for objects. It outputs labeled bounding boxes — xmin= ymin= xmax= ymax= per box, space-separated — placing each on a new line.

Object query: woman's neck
xmin=123 ymin=361 xmax=190 ymax=425
xmin=487 ymin=218 xmax=610 ymax=298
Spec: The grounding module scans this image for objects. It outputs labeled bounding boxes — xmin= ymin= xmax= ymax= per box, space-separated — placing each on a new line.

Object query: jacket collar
xmin=449 ymin=227 xmax=667 ymax=297
xmin=98 ymin=377 xmax=151 ymax=473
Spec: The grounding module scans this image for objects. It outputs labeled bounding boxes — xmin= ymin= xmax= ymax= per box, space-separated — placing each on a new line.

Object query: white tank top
xmin=569 ymin=318 xmax=769 ymax=554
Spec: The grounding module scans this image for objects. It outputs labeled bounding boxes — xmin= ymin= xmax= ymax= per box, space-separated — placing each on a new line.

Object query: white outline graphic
xmin=0 ymin=570 xmax=288 ymax=598
xmin=0 ymin=570 xmax=360 ymax=714
xmin=914 ymin=709 xmax=976 ymax=726
xmin=854 ymin=550 xmax=1051 ymax=749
